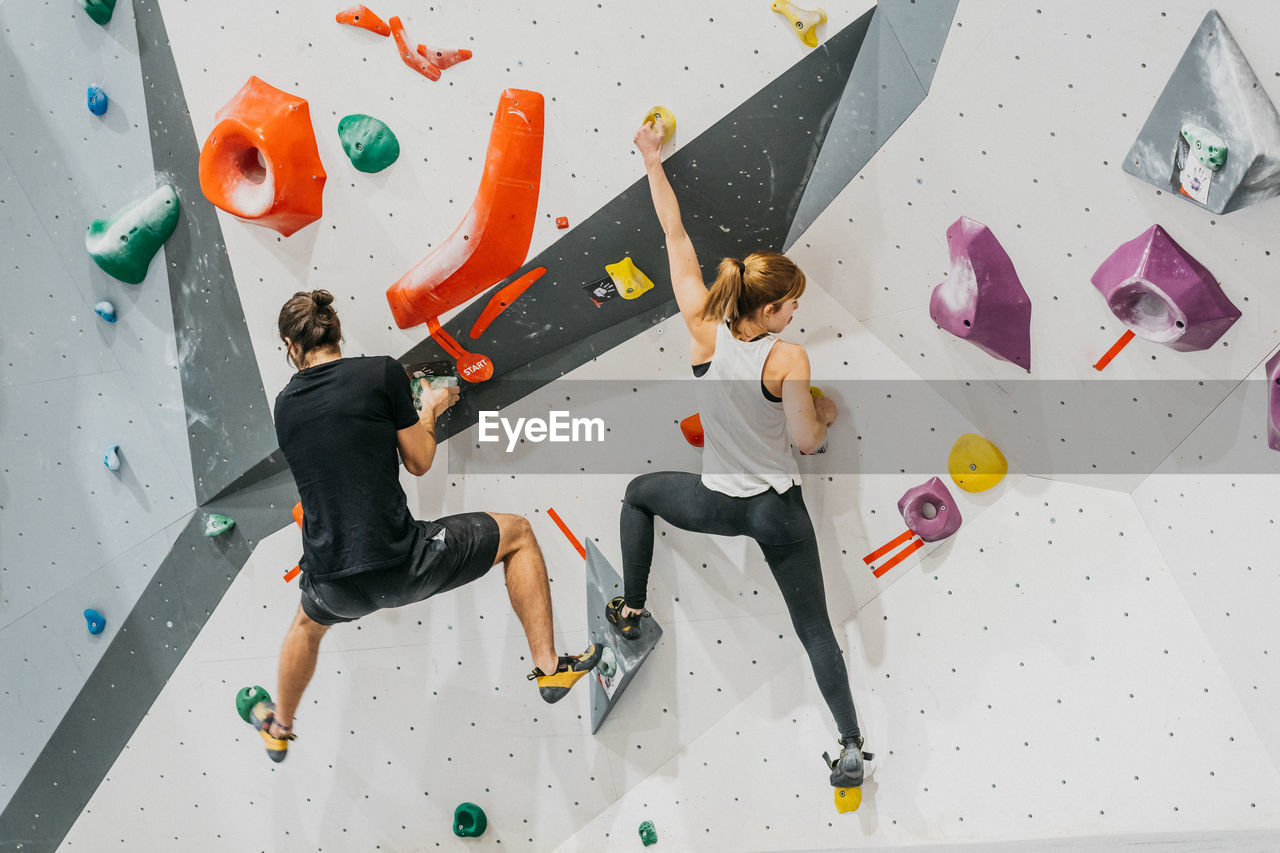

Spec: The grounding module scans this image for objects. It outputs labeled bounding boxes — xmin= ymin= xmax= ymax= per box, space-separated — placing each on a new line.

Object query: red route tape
xmin=871 ymin=538 xmax=924 ymax=578
xmin=546 ymin=507 xmax=586 ymax=560
xmin=1094 ymin=329 xmax=1135 ymax=371
xmin=863 ymin=529 xmax=915 ymax=565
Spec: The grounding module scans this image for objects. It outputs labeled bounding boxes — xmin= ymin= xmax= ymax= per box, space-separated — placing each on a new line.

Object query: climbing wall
xmin=6 ymin=0 xmax=1280 ymax=851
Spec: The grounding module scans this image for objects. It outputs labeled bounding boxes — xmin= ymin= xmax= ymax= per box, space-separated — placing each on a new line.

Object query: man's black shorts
xmin=298 ymin=513 xmax=501 ymax=626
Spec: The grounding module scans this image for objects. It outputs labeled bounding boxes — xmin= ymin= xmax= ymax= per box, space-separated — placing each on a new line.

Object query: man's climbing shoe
xmin=528 ymin=644 xmax=603 ymax=704
xmin=248 ymin=699 xmax=296 ymax=763
xmin=605 ymin=596 xmax=649 ymax=641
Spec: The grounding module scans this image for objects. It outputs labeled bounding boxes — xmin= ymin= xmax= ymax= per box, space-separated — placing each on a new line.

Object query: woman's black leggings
xmin=620 ymin=471 xmax=860 ymax=741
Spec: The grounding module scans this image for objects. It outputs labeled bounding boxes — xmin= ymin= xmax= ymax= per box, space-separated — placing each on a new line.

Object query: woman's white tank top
xmin=699 ymin=322 xmax=802 ymax=497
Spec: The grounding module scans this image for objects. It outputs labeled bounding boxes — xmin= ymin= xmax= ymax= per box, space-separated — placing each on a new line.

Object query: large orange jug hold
xmin=199 ymin=76 xmax=327 ymax=237
xmin=386 ymin=88 xmax=544 ymax=328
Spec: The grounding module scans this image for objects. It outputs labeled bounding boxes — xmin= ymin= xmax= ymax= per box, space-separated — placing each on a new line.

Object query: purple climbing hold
xmin=929 ymin=216 xmax=1032 ymax=372
xmin=1091 ymin=225 xmax=1240 ymax=352
xmin=897 ymin=476 xmax=962 ymax=543
xmin=1267 ymin=350 xmax=1280 ymax=452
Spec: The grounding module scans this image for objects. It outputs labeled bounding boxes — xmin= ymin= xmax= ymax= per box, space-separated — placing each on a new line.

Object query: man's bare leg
xmin=488 ymin=513 xmax=559 ymax=675
xmin=268 ymin=605 xmax=330 ymax=737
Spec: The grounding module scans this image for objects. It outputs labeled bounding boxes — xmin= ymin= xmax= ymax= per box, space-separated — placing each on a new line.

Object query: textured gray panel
xmin=585 ymin=539 xmax=662 ymax=734
xmin=0 ymin=472 xmax=296 ymax=852
xmin=784 ymin=10 xmax=927 ymax=249
xmin=0 ymin=149 xmax=119 ymax=388
xmin=1122 ymin=10 xmax=1280 ymax=214
xmin=0 ymin=0 xmax=193 ymax=498
xmin=0 ymin=372 xmax=193 ymax=632
xmin=876 ymin=0 xmax=960 ymax=93
xmin=0 ymin=516 xmax=185 ymax=815
xmin=132 ymin=0 xmax=279 ymax=505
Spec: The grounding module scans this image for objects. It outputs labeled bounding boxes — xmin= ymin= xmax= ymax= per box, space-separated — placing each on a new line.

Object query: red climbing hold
xmin=389 ymin=16 xmax=441 ymax=80
xmin=555 ymin=216 xmax=569 ymax=229
xmin=680 ymin=413 xmax=704 ymax=448
xmin=386 ymin=88 xmax=545 ymax=328
xmin=335 ymin=4 xmax=391 ymax=36
xmin=416 ymin=43 xmax=473 ymax=70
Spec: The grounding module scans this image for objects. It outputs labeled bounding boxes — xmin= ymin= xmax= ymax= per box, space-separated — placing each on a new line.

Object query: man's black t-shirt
xmin=275 ymin=356 xmax=421 ymax=579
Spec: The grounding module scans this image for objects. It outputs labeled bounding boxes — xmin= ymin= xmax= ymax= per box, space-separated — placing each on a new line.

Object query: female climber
xmin=251 ymin=290 xmax=600 ymax=762
xmin=605 ymin=118 xmax=870 ymax=790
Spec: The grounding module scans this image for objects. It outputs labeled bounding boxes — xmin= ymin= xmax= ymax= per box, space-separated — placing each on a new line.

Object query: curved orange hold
xmin=389 ymin=16 xmax=441 ymax=80
xmin=198 ymin=77 xmax=326 ymax=237
xmin=680 ymin=413 xmax=704 ymax=448
xmin=416 ymin=43 xmax=473 ymax=70
xmin=335 ymin=4 xmax=390 ymax=36
xmin=469 ymin=266 xmax=546 ymax=339
xmin=292 ymin=501 xmax=303 ymax=528
xmin=386 ymin=88 xmax=544 ymax=328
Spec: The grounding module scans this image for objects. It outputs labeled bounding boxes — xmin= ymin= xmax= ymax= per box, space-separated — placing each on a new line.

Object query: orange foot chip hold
xmin=416 ymin=43 xmax=473 ymax=70
xmin=335 ymin=4 xmax=390 ymax=36
xmin=389 ymin=16 xmax=442 ymax=80
xmin=198 ymin=77 xmax=327 ymax=237
xmin=386 ymin=88 xmax=544 ymax=328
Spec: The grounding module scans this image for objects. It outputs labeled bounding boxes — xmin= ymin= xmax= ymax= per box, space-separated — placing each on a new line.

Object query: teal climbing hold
xmin=84 ymin=609 xmax=106 ymax=635
xmin=453 ymin=802 xmax=487 ymax=837
xmin=204 ymin=513 xmax=236 ymax=537
xmin=87 ymin=86 xmax=108 ymax=116
xmin=1180 ymin=123 xmax=1228 ymax=171
xmin=639 ymin=819 xmax=658 ymax=846
xmin=235 ymin=685 xmax=271 ymax=724
xmin=94 ymin=300 xmax=117 ymax=322
xmin=80 ymin=0 xmax=116 ymax=25
xmin=85 ymin=185 xmax=180 ymax=284
xmin=103 ymin=444 xmax=120 ymax=471
xmin=337 ymin=114 xmax=400 ymax=173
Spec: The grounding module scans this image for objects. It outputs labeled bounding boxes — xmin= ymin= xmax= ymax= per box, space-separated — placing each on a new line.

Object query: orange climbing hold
xmin=470 ymin=266 xmax=546 ymax=339
xmin=389 ymin=16 xmax=441 ymax=80
xmin=416 ymin=42 xmax=473 ymax=70
xmin=386 ymin=88 xmax=545 ymax=328
xmin=335 ymin=4 xmax=390 ymax=36
xmin=292 ymin=501 xmax=303 ymax=528
xmin=680 ymin=413 xmax=704 ymax=448
xmin=198 ymin=76 xmax=327 ymax=237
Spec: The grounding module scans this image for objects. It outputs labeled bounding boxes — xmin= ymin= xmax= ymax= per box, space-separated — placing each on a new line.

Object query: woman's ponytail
xmin=699 ymin=252 xmax=805 ymax=325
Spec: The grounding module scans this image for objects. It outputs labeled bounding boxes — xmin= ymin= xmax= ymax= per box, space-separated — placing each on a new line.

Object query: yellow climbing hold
xmin=643 ymin=106 xmax=676 ymax=145
xmin=810 ymin=386 xmax=824 ymax=401
xmin=834 ymin=785 xmax=861 ymax=813
xmin=771 ymin=0 xmax=826 ymax=48
xmin=948 ymin=433 xmax=1008 ymax=493
xmin=606 ymin=256 xmax=655 ymax=300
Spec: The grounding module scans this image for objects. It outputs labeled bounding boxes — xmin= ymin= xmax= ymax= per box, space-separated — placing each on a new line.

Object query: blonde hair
xmin=699 ymin=251 xmax=805 ymax=326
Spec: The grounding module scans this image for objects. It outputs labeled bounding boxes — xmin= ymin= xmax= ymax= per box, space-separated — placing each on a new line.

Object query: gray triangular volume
xmin=584 ymin=539 xmax=662 ymax=734
xmin=784 ymin=9 xmax=927 ymax=249
xmin=876 ymin=0 xmax=959 ymax=93
xmin=1122 ymin=9 xmax=1280 ymax=214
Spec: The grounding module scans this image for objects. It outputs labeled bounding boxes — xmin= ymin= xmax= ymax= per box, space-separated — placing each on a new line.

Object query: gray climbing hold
xmin=586 ymin=539 xmax=662 ymax=734
xmin=1123 ymin=10 xmax=1280 ymax=214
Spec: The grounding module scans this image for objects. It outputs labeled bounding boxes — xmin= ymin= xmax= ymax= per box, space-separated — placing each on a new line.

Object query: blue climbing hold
xmin=104 ymin=444 xmax=120 ymax=471
xmin=87 ymin=86 xmax=108 ymax=116
xmin=84 ymin=609 xmax=106 ymax=634
xmin=94 ymin=300 xmax=117 ymax=322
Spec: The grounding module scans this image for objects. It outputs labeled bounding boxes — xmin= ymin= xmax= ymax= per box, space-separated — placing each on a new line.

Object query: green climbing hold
xmin=204 ymin=513 xmax=236 ymax=537
xmin=80 ymin=0 xmax=117 ymax=25
xmin=638 ymin=819 xmax=658 ymax=846
xmin=235 ymin=685 xmax=271 ymax=724
xmin=1181 ymin=123 xmax=1228 ymax=171
xmin=453 ymin=802 xmax=487 ymax=837
xmin=85 ymin=185 xmax=180 ymax=284
xmin=338 ymin=114 xmax=400 ymax=174
xmin=598 ymin=645 xmax=618 ymax=679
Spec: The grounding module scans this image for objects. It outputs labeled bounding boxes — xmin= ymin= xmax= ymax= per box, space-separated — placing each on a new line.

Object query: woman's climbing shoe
xmin=248 ymin=700 xmax=296 ymax=763
xmin=527 ymin=644 xmax=603 ymax=704
xmin=824 ymin=735 xmax=873 ymax=788
xmin=605 ymin=596 xmax=649 ymax=641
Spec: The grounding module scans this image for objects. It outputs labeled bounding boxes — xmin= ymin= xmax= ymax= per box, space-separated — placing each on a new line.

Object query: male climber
xmin=248 ymin=290 xmax=600 ymax=762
